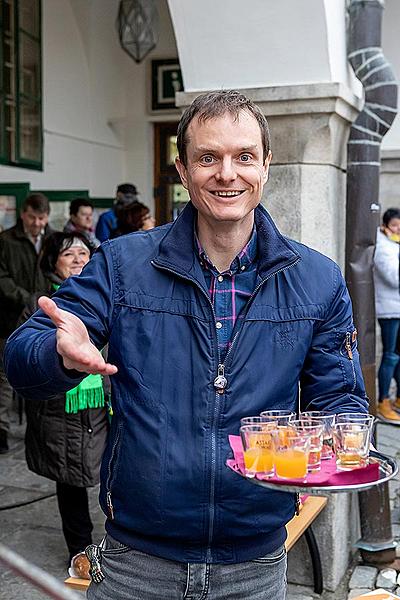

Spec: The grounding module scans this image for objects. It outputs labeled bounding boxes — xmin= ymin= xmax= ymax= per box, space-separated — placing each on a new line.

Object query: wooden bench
xmin=65 ymin=495 xmax=328 ymax=593
xmin=286 ymin=495 xmax=327 ymax=594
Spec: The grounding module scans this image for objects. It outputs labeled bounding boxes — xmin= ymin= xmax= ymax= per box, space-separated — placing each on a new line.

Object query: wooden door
xmin=154 ymin=122 xmax=189 ymax=225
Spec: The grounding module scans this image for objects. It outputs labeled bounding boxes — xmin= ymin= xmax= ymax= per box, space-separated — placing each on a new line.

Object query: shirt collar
xmin=195 ymin=225 xmax=258 ymax=275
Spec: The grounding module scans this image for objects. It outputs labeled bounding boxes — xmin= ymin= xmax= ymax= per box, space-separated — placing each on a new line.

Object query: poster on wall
xmin=0 ymin=196 xmax=17 ymax=233
xmin=151 ymin=59 xmax=183 ymax=110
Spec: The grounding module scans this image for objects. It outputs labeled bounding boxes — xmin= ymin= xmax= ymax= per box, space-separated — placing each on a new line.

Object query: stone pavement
xmin=0 ymin=411 xmax=399 ymax=600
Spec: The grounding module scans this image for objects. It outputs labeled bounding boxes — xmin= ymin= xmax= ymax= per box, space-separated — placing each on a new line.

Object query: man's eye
xmin=200 ymin=155 xmax=215 ymax=164
xmin=239 ymin=154 xmax=252 ymax=162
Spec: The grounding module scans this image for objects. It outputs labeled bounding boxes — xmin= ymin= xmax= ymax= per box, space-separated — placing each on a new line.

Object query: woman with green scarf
xmin=20 ymin=231 xmax=108 ymax=564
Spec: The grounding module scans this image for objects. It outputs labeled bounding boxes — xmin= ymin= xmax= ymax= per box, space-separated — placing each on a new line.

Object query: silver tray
xmin=235 ymin=451 xmax=398 ymax=496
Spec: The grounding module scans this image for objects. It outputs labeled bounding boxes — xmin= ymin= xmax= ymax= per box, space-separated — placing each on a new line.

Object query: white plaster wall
xmin=123 ymin=0 xmax=179 ymax=208
xmin=324 ymin=0 xmax=363 ymax=98
xmin=0 ymin=0 xmax=179 ymax=209
xmin=381 ymin=0 xmax=400 ymax=151
xmin=168 ymin=0 xmax=359 ymax=94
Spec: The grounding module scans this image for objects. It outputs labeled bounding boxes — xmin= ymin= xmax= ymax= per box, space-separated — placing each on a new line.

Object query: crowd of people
xmin=0 ymin=185 xmax=154 ymax=564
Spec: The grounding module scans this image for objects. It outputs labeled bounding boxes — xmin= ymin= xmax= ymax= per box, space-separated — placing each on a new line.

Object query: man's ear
xmin=175 ymin=157 xmax=189 ymax=189
xmin=263 ymin=151 xmax=272 ymax=181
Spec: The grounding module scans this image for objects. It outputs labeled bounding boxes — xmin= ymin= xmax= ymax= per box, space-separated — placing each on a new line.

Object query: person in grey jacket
xmin=374 ymin=208 xmax=400 ymax=423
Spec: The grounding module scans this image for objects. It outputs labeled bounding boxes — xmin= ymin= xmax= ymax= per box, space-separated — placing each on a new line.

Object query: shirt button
xmin=241 ymin=265 xmax=246 ymax=271
xmin=217 ymin=275 xmax=224 ymax=282
xmin=216 ymin=322 xmax=223 ymax=329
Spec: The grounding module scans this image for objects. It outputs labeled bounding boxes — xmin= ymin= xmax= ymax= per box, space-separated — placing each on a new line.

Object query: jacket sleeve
xmin=95 ymin=213 xmax=111 ymax=243
xmin=373 ymin=239 xmax=399 ymax=289
xmin=299 ymin=263 xmax=369 ymax=414
xmin=0 ymin=239 xmax=31 ymax=306
xmin=4 ymin=245 xmax=115 ymax=399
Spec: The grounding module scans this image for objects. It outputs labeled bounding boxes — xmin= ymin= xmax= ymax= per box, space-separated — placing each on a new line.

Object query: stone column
xmin=177 ymin=82 xmax=361 ymax=270
xmin=177 ymin=83 xmax=362 ymax=591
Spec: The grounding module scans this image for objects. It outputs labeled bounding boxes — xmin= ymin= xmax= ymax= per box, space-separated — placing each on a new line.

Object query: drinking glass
xmin=332 ymin=423 xmax=370 ymax=470
xmin=272 ymin=426 xmax=310 ymax=481
xmin=301 ymin=411 xmax=336 ymax=460
xmin=240 ymin=425 xmax=275 ymax=478
xmin=240 ymin=416 xmax=276 ymax=427
xmin=260 ymin=410 xmax=295 ymax=427
xmin=335 ymin=413 xmax=375 ymax=426
xmin=290 ymin=419 xmax=324 ymax=472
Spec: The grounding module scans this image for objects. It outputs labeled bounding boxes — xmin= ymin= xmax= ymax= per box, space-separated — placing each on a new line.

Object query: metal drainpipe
xmin=346 ymin=0 xmax=398 ymax=564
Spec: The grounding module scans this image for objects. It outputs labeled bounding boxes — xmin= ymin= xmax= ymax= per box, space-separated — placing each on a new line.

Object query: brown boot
xmin=393 ymin=397 xmax=400 ymax=411
xmin=377 ymin=398 xmax=400 ymax=424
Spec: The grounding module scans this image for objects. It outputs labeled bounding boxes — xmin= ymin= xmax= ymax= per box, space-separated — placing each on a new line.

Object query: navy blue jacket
xmin=5 ymin=203 xmax=367 ymax=564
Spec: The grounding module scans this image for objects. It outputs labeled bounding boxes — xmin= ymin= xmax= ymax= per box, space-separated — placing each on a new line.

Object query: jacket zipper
xmin=345 ymin=331 xmax=356 ymax=391
xmin=152 ymin=256 xmax=300 ymax=560
xmin=105 ymin=423 xmax=123 ymax=520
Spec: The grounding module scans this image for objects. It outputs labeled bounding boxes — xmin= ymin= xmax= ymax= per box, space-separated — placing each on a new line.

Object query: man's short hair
xmin=176 ymin=90 xmax=271 ymax=166
xmin=69 ymin=198 xmax=93 ymax=216
xmin=117 ymin=183 xmax=137 ymax=196
xmin=22 ymin=193 xmax=50 ymax=214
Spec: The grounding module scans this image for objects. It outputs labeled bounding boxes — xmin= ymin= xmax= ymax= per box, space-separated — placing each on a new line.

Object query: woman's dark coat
xmin=21 ymin=278 xmax=108 ymax=487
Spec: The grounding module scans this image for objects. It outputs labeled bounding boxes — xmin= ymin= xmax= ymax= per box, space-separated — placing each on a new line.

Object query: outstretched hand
xmin=38 ymin=296 xmax=118 ymax=376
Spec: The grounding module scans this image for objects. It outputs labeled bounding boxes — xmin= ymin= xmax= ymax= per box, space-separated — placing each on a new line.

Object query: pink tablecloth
xmin=227 ymin=435 xmax=379 ymax=487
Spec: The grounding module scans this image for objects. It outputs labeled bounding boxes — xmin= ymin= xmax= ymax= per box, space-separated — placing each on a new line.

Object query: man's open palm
xmin=38 ymin=296 xmax=118 ymax=375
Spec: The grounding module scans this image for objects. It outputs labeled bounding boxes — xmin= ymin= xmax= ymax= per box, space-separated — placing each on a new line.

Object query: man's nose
xmin=215 ymin=157 xmax=237 ymax=182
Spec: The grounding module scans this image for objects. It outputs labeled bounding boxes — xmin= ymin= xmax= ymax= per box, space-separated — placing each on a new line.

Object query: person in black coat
xmin=20 ymin=231 xmax=108 ymax=562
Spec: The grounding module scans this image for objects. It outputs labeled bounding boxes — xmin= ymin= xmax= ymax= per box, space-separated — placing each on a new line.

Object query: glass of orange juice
xmin=272 ymin=426 xmax=311 ymax=481
xmin=240 ymin=425 xmax=275 ymax=478
xmin=290 ymin=420 xmax=324 ymax=472
xmin=332 ymin=423 xmax=370 ymax=470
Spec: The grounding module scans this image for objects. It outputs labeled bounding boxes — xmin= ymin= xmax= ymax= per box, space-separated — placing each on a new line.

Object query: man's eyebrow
xmin=193 ymin=144 xmax=259 ymax=154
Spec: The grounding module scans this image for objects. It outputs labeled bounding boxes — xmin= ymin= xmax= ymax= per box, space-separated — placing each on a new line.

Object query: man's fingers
xmin=67 ymin=362 xmax=118 ymax=376
xmin=59 ymin=340 xmax=118 ymax=376
xmin=38 ymin=296 xmax=64 ymax=327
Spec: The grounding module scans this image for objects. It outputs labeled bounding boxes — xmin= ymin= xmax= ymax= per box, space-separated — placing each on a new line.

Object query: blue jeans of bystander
xmin=378 ymin=318 xmax=400 ymax=400
xmin=86 ymin=534 xmax=287 ymax=600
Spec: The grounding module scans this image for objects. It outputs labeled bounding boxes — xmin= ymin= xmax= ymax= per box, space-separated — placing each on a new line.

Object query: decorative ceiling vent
xmin=117 ymin=0 xmax=159 ymax=63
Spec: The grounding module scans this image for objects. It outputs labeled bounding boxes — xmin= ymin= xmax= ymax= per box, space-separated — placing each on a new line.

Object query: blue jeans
xmin=378 ymin=318 xmax=400 ymax=400
xmin=86 ymin=534 xmax=287 ymax=600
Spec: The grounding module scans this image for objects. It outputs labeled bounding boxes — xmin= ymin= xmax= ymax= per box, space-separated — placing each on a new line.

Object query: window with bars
xmin=0 ymin=0 xmax=42 ymax=169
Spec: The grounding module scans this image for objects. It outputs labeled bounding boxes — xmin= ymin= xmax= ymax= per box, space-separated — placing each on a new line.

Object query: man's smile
xmin=210 ymin=190 xmax=245 ymax=197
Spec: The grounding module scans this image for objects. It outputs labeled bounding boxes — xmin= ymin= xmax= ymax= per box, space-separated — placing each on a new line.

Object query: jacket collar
xmin=13 ymin=219 xmax=53 ymax=240
xmin=154 ymin=202 xmax=300 ymax=283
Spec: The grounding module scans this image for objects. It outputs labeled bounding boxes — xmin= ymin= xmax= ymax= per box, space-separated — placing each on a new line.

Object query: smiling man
xmin=5 ymin=91 xmax=368 ymax=599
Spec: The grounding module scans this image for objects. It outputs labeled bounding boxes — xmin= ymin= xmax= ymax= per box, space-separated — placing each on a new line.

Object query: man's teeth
xmin=213 ymin=191 xmax=242 ymax=197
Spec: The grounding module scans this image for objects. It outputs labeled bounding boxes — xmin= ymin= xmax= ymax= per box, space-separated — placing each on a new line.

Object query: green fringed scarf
xmin=51 ymin=282 xmax=105 ymax=414
xmin=65 ymin=374 xmax=105 ymax=414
